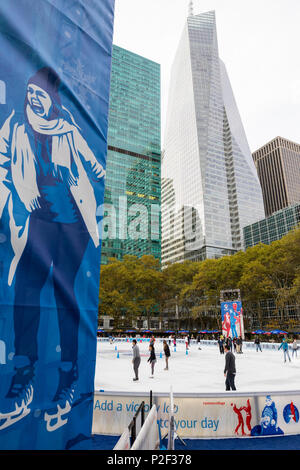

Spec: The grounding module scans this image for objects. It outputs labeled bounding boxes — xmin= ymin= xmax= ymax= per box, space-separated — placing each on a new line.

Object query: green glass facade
xmin=243 ymin=203 xmax=300 ymax=249
xmin=101 ymin=45 xmax=161 ymax=264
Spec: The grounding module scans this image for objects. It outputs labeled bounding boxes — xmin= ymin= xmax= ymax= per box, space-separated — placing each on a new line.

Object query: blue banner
xmin=221 ymin=301 xmax=244 ymax=339
xmin=0 ymin=0 xmax=115 ymax=450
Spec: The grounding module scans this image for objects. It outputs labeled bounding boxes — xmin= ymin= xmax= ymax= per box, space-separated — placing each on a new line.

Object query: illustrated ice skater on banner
xmin=0 ymin=66 xmax=105 ymax=431
xmin=221 ymin=301 xmax=244 ymax=339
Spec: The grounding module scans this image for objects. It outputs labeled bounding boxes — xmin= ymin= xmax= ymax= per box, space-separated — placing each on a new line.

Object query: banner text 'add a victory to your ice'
xmin=0 ymin=0 xmax=115 ymax=450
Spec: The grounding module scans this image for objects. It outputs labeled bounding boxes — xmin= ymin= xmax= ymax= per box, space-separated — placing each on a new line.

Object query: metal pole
xmin=141 ymin=401 xmax=145 ymax=426
xmin=132 ymin=416 xmax=136 ymax=444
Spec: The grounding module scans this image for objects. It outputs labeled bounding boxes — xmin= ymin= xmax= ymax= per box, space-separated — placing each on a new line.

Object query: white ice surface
xmin=94 ymin=339 xmax=300 ymax=394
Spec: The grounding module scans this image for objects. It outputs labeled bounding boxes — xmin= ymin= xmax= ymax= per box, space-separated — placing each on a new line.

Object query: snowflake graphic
xmin=60 ymin=58 xmax=96 ymax=109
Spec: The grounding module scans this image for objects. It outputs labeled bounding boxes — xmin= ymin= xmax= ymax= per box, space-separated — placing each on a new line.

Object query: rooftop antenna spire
xmin=188 ymin=1 xmax=194 ymax=17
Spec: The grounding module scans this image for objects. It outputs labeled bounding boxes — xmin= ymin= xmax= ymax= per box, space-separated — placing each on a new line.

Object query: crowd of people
xmin=217 ymin=335 xmax=244 ymax=355
xmin=128 ymin=332 xmax=299 ymax=391
xmin=132 ymin=335 xmax=171 ymax=380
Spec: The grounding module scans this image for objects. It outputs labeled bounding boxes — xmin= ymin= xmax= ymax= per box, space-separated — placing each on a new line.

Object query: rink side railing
xmin=93 ymin=338 xmax=300 ymax=440
xmin=93 ymin=389 xmax=300 ymax=440
xmin=97 ymin=336 xmax=293 ymax=351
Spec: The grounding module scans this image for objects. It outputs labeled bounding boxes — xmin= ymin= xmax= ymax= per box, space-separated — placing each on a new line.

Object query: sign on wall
xmin=93 ymin=391 xmax=300 ymax=439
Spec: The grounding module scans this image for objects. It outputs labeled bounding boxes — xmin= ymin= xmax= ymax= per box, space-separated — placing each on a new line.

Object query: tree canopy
xmin=98 ymin=226 xmax=300 ymax=330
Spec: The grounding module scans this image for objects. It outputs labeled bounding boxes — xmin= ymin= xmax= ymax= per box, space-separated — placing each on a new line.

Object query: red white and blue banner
xmin=93 ymin=391 xmax=300 ymax=439
xmin=0 ymin=0 xmax=115 ymax=450
xmin=221 ymin=301 xmax=244 ymax=339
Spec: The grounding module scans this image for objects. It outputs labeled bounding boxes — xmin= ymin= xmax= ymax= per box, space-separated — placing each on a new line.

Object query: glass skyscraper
xmin=101 ymin=45 xmax=161 ymax=264
xmin=243 ymin=203 xmax=300 ymax=249
xmin=161 ymin=10 xmax=265 ymax=267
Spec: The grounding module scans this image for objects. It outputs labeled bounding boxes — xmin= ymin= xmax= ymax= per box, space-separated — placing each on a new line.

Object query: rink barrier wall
xmin=94 ymin=338 xmax=299 ymax=439
xmin=97 ymin=337 xmax=292 ymax=351
xmin=92 ymin=389 xmax=300 ymax=439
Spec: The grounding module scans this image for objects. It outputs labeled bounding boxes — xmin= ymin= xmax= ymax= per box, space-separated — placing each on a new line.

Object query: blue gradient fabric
xmin=0 ymin=0 xmax=115 ymax=450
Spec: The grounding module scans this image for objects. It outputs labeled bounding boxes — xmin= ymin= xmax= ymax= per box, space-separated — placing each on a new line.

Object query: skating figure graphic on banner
xmin=222 ymin=308 xmax=231 ymax=338
xmin=228 ymin=307 xmax=239 ymax=338
xmin=221 ymin=302 xmax=243 ymax=339
xmin=231 ymin=403 xmax=246 ymax=436
xmin=251 ymin=395 xmax=284 ymax=436
xmin=0 ymin=67 xmax=105 ymax=431
xmin=231 ymin=399 xmax=252 ymax=436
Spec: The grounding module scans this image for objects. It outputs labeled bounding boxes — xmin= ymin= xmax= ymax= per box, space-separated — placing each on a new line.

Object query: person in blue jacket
xmin=278 ymin=338 xmax=291 ymax=363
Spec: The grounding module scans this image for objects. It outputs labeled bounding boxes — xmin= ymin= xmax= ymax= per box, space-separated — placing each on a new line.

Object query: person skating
xmin=254 ymin=336 xmax=262 ymax=352
xmin=236 ymin=336 xmax=243 ymax=354
xmin=218 ymin=336 xmax=224 ymax=354
xmin=239 ymin=336 xmax=243 ymax=354
xmin=224 ymin=344 xmax=236 ymax=391
xmin=292 ymin=339 xmax=298 ymax=359
xmin=148 ymin=344 xmax=156 ymax=378
xmin=225 ymin=336 xmax=232 ymax=352
xmin=132 ymin=339 xmax=141 ymax=381
xmin=163 ymin=340 xmax=171 ymax=370
xmin=278 ymin=338 xmax=291 ymax=363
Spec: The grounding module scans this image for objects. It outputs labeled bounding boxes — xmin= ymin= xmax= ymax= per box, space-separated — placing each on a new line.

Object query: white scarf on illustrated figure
xmin=6 ymin=105 xmax=102 ymax=285
xmin=11 ymin=104 xmax=79 ymax=212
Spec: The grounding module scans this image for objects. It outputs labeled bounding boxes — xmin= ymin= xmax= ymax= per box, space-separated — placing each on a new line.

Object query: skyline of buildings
xmin=161 ymin=10 xmax=265 ymax=268
xmin=102 ymin=7 xmax=300 ymax=268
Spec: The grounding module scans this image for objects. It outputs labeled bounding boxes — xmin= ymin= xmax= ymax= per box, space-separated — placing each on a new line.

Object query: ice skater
xmin=224 ymin=344 xmax=236 ymax=391
xmin=254 ymin=336 xmax=262 ymax=352
xmin=163 ymin=340 xmax=171 ymax=370
xmin=148 ymin=344 xmax=156 ymax=378
xmin=278 ymin=338 xmax=291 ymax=363
xmin=218 ymin=336 xmax=224 ymax=354
xmin=132 ymin=339 xmax=141 ymax=381
xmin=292 ymin=339 xmax=298 ymax=359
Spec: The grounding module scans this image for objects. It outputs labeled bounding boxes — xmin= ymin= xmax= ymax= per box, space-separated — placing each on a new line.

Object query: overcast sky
xmin=112 ymin=0 xmax=300 ymax=153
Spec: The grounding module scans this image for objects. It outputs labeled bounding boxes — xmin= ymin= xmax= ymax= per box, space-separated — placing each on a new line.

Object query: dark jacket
xmin=164 ymin=344 xmax=171 ymax=357
xmin=148 ymin=348 xmax=156 ymax=363
xmin=224 ymin=351 xmax=236 ymax=375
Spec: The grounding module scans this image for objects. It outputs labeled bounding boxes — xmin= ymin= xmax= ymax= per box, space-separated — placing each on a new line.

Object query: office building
xmin=252 ymin=136 xmax=300 ymax=217
xmin=243 ymin=203 xmax=300 ymax=249
xmin=101 ymin=45 xmax=161 ymax=265
xmin=161 ymin=9 xmax=265 ymax=267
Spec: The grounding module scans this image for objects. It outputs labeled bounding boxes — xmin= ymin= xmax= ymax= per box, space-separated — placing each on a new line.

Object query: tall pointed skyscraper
xmin=161 ymin=10 xmax=265 ymax=267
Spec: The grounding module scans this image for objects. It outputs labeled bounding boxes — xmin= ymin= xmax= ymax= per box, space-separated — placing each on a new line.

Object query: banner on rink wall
xmin=0 ymin=0 xmax=115 ymax=450
xmin=221 ymin=301 xmax=244 ymax=339
xmin=93 ymin=391 xmax=300 ymax=439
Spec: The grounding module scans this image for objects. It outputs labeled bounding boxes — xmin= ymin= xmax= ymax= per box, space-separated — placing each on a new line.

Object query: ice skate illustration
xmin=44 ymin=363 xmax=78 ymax=432
xmin=0 ymin=365 xmax=34 ymax=430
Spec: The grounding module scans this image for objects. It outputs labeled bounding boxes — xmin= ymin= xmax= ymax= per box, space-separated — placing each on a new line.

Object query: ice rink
xmin=94 ymin=339 xmax=300 ymax=394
